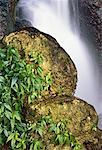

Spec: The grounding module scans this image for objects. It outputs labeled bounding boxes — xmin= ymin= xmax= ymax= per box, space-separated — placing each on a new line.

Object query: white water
xmin=16 ymin=0 xmax=102 ymax=127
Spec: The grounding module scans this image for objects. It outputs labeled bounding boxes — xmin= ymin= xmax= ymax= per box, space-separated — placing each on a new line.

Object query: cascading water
xmin=16 ymin=0 xmax=102 ymax=128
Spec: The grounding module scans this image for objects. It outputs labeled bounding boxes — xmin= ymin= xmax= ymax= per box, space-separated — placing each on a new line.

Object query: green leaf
xmin=0 ymin=51 xmax=5 ymax=58
xmin=40 ymin=120 xmax=46 ymax=127
xmin=10 ymin=48 xmax=16 ymax=54
xmin=27 ymin=77 xmax=31 ymax=89
xmin=45 ymin=73 xmax=52 ymax=84
xmin=11 ymin=119 xmax=15 ymax=130
xmin=55 ymin=134 xmax=64 ymax=144
xmin=4 ymin=103 xmax=12 ymax=111
xmin=7 ymin=133 xmax=14 ymax=142
xmin=11 ymin=138 xmax=16 ymax=149
xmin=0 ymin=125 xmax=3 ymax=134
xmin=49 ymin=123 xmax=56 ymax=132
xmin=28 ymin=95 xmax=32 ymax=104
xmin=31 ymin=92 xmax=38 ymax=100
xmin=73 ymin=143 xmax=83 ymax=150
xmin=34 ymin=141 xmax=42 ymax=150
xmin=69 ymin=134 xmax=75 ymax=145
xmin=5 ymin=110 xmax=12 ymax=120
xmin=1 ymin=105 xmax=4 ymax=113
xmin=55 ymin=127 xmax=60 ymax=134
xmin=37 ymin=66 xmax=43 ymax=75
xmin=36 ymin=127 xmax=43 ymax=137
xmin=30 ymin=143 xmax=33 ymax=150
xmin=28 ymin=123 xmax=36 ymax=131
xmin=16 ymin=142 xmax=22 ymax=148
xmin=0 ymin=136 xmax=3 ymax=145
xmin=11 ymin=77 xmax=18 ymax=88
xmin=14 ymin=111 xmax=21 ymax=122
xmin=0 ymin=76 xmax=4 ymax=83
xmin=63 ymin=132 xmax=70 ymax=144
xmin=4 ymin=129 xmax=8 ymax=137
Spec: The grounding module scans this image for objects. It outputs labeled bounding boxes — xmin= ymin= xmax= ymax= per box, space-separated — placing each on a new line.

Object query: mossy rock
xmin=26 ymin=96 xmax=98 ymax=147
xmin=3 ymin=27 xmax=77 ymax=98
xmin=44 ymin=144 xmax=72 ymax=150
xmin=84 ymin=129 xmax=102 ymax=150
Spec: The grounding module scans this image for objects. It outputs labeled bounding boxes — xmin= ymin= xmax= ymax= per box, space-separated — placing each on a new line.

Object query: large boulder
xmin=3 ymin=27 xmax=77 ymax=98
xmin=27 ymin=96 xmax=98 ymax=142
xmin=25 ymin=96 xmax=100 ymax=149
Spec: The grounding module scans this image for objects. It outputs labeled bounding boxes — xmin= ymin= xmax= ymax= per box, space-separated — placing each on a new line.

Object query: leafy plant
xmin=27 ymin=115 xmax=83 ymax=150
xmin=30 ymin=139 xmax=42 ymax=150
xmin=48 ymin=120 xmax=82 ymax=149
xmin=0 ymin=46 xmax=52 ymax=149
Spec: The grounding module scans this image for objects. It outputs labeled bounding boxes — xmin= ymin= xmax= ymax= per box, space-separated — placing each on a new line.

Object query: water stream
xmin=16 ymin=0 xmax=102 ymax=128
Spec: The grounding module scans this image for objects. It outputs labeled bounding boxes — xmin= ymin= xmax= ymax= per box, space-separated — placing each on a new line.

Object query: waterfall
xmin=16 ymin=0 xmax=101 ymax=126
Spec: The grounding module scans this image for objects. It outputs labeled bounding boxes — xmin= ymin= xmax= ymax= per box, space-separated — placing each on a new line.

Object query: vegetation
xmin=0 ymin=46 xmax=82 ymax=149
xmin=29 ymin=115 xmax=83 ymax=150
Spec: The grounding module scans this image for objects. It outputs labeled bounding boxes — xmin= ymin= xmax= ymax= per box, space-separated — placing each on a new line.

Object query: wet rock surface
xmin=15 ymin=18 xmax=33 ymax=30
xmin=78 ymin=0 xmax=102 ymax=50
xmin=0 ymin=0 xmax=18 ymax=38
xmin=78 ymin=0 xmax=102 ymax=116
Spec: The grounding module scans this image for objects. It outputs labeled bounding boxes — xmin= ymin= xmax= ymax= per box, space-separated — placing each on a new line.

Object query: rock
xmin=8 ymin=0 xmax=18 ymax=25
xmin=78 ymin=0 xmax=102 ymax=98
xmin=15 ymin=2 xmax=33 ymax=29
xmin=98 ymin=113 xmax=102 ymax=129
xmin=26 ymin=96 xmax=99 ymax=149
xmin=3 ymin=27 xmax=77 ymax=98
xmin=78 ymin=0 xmax=102 ymax=51
xmin=28 ymin=96 xmax=98 ymax=139
xmin=84 ymin=129 xmax=102 ymax=150
xmin=44 ymin=145 xmax=71 ymax=150
xmin=0 ymin=0 xmax=18 ymax=38
xmin=15 ymin=18 xmax=33 ymax=30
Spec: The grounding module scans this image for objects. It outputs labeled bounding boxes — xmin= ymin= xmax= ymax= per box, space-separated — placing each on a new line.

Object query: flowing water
xmin=16 ymin=0 xmax=102 ymax=128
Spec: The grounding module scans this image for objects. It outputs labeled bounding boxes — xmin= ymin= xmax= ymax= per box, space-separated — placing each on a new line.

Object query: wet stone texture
xmin=78 ymin=0 xmax=102 ymax=50
xmin=0 ymin=0 xmax=18 ymax=38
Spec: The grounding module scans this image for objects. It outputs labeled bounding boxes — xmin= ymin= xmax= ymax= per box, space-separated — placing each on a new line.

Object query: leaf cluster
xmin=28 ymin=115 xmax=83 ymax=150
xmin=0 ymin=47 xmax=52 ymax=149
